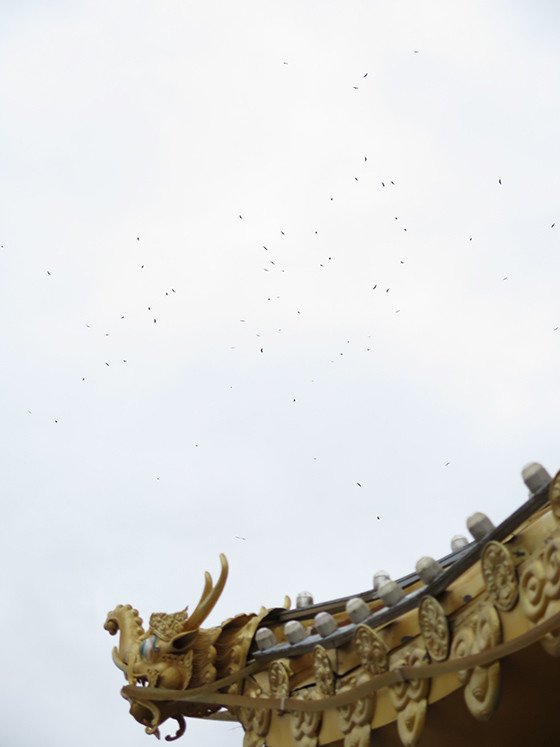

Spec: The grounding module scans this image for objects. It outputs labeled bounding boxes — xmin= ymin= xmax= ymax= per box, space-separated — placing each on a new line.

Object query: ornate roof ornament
xmin=104 ymin=464 xmax=560 ymax=745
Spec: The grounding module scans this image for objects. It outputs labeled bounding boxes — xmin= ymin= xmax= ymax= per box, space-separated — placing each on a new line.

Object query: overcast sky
xmin=2 ymin=2 xmax=560 ymax=745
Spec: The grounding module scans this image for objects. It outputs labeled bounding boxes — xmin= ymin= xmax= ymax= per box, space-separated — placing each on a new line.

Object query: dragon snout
xmin=104 ymin=618 xmax=118 ymax=635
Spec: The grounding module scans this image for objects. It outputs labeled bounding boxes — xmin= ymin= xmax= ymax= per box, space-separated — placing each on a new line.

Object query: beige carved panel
xmin=337 ymin=672 xmax=375 ymax=747
xmin=354 ymin=624 xmax=388 ymax=674
xmin=519 ymin=535 xmax=560 ymax=656
xmin=549 ymin=472 xmax=560 ymax=524
xmin=240 ymin=690 xmax=271 ymax=747
xmin=389 ymin=646 xmax=430 ymax=747
xmin=268 ymin=659 xmax=291 ymax=717
xmin=418 ymin=595 xmax=450 ymax=661
xmin=481 ymin=540 xmax=519 ymax=611
xmin=450 ymin=603 xmax=501 ymax=721
xmin=290 ymin=692 xmax=322 ymax=747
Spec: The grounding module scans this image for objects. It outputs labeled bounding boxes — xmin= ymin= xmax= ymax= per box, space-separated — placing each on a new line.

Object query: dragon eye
xmin=139 ymin=636 xmax=158 ymax=663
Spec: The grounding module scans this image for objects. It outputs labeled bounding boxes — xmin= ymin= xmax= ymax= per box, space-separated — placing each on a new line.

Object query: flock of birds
xmin=13 ymin=58 xmax=558 ymax=543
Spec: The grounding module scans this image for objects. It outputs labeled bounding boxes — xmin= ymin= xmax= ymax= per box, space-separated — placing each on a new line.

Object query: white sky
xmin=2 ymin=1 xmax=560 ymax=744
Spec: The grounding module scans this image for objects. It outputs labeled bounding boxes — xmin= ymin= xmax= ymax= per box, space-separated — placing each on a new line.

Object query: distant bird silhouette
xmin=363 ymin=73 xmax=368 ymax=77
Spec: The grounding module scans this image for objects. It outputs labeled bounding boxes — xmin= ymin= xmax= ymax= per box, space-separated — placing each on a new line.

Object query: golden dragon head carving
xmin=104 ymin=555 xmax=229 ymax=738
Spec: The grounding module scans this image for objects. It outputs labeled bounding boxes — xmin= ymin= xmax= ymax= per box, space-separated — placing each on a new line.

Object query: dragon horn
xmin=184 ymin=554 xmax=228 ymax=631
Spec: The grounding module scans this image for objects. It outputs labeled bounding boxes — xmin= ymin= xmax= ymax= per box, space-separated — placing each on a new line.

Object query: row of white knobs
xmin=255 ymin=462 xmax=551 ymax=651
